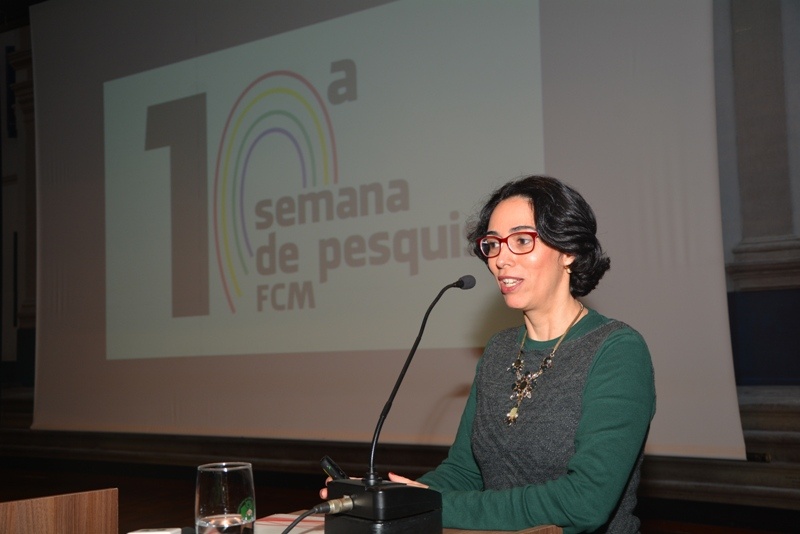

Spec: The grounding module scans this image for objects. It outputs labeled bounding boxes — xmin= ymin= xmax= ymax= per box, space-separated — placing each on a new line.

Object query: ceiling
xmin=1 ymin=0 xmax=45 ymax=33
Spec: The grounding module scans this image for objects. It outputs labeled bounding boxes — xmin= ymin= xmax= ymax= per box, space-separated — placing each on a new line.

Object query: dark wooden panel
xmin=0 ymin=428 xmax=448 ymax=479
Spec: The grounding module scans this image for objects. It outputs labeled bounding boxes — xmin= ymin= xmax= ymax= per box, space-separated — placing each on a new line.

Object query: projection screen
xmin=30 ymin=0 xmax=746 ymax=460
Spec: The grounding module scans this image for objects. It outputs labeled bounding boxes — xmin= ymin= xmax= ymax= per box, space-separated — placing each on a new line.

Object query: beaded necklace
xmin=505 ymin=303 xmax=584 ymax=425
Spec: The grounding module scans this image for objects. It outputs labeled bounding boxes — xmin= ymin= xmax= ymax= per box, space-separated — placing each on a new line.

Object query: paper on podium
xmin=255 ymin=513 xmax=325 ymax=533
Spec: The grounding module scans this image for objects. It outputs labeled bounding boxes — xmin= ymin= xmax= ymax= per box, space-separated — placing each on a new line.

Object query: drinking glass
xmin=195 ymin=462 xmax=256 ymax=534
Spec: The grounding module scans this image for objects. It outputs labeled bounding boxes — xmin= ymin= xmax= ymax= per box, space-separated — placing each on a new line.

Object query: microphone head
xmin=455 ymin=275 xmax=476 ymax=290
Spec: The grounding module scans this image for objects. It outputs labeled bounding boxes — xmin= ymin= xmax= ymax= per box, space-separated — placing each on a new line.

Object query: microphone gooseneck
xmin=364 ymin=275 xmax=476 ymax=486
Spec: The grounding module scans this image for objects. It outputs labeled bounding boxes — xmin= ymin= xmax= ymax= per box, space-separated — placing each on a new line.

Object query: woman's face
xmin=485 ymin=196 xmax=572 ymax=314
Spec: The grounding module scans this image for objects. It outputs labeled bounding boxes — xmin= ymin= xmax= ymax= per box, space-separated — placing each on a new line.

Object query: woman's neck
xmin=522 ymin=298 xmax=585 ymax=341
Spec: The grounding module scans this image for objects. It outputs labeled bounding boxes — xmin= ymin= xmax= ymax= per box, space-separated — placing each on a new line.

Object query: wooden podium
xmin=0 ymin=487 xmax=118 ymax=533
xmin=283 ymin=510 xmax=561 ymax=534
xmin=445 ymin=526 xmax=561 ymax=534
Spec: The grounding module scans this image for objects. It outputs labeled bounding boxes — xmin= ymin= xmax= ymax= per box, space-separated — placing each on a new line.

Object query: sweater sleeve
xmin=417 ymin=377 xmax=484 ymax=492
xmin=422 ymin=328 xmax=655 ymax=533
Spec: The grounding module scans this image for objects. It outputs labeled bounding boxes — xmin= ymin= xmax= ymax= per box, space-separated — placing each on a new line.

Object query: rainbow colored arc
xmin=213 ymin=71 xmax=338 ymax=313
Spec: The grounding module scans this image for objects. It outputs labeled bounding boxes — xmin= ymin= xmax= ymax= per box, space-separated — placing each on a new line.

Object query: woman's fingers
xmin=387 ymin=472 xmax=429 ymax=489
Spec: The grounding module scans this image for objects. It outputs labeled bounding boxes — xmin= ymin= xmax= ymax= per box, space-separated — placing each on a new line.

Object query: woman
xmin=326 ymin=175 xmax=656 ymax=533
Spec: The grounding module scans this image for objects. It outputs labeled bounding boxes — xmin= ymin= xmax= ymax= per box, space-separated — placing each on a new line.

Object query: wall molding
xmin=727 ymin=236 xmax=800 ymax=290
xmin=1 ymin=427 xmax=798 ymax=512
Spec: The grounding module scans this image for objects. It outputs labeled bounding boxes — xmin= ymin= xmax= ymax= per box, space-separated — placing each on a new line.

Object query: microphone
xmin=454 ymin=274 xmax=476 ymax=290
xmin=323 ymin=275 xmax=476 ymax=534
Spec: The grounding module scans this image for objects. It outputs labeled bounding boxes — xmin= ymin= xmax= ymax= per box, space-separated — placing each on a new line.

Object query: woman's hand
xmin=319 ymin=476 xmax=333 ymax=500
xmin=388 ymin=472 xmax=429 ymax=489
xmin=320 ymin=473 xmax=429 ymax=500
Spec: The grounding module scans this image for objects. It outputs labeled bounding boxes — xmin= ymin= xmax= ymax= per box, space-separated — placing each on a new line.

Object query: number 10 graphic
xmin=145 ymin=93 xmax=209 ymax=318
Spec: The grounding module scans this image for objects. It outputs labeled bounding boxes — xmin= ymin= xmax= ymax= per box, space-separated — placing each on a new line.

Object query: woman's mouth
xmin=498 ymin=277 xmax=522 ymax=293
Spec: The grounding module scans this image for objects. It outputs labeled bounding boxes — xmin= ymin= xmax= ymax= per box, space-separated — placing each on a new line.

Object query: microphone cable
xmin=280 ymin=496 xmax=354 ymax=534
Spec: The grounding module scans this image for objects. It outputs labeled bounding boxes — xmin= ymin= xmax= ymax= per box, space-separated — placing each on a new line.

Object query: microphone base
xmin=324 ymin=478 xmax=442 ymax=534
xmin=324 ymin=509 xmax=441 ymax=534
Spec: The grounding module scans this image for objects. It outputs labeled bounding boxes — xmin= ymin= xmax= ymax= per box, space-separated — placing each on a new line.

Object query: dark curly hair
xmin=466 ymin=175 xmax=610 ymax=297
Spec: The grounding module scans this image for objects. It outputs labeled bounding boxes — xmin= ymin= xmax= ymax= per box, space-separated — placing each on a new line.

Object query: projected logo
xmin=213 ymin=71 xmax=339 ymax=313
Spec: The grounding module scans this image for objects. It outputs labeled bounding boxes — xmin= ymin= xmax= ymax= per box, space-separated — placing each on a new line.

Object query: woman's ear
xmin=562 ymin=254 xmax=575 ymax=274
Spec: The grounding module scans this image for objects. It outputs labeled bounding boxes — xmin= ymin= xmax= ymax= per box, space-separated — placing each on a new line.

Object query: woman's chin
xmin=500 ymin=294 xmax=526 ymax=311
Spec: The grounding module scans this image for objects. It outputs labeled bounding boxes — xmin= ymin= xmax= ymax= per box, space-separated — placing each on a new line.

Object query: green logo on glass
xmin=239 ymin=497 xmax=255 ymax=521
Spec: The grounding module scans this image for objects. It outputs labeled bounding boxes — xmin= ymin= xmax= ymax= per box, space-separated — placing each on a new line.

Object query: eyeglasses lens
xmin=479 ymin=232 xmax=536 ymax=258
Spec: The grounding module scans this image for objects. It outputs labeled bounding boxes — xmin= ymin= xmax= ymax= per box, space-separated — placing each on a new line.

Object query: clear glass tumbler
xmin=195 ymin=461 xmax=256 ymax=533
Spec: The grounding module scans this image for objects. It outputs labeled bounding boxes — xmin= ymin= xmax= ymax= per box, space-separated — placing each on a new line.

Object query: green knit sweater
xmin=417 ymin=309 xmax=656 ymax=533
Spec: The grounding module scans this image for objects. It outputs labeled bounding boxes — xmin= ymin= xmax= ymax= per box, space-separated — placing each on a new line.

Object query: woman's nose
xmin=493 ymin=244 xmax=514 ymax=268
